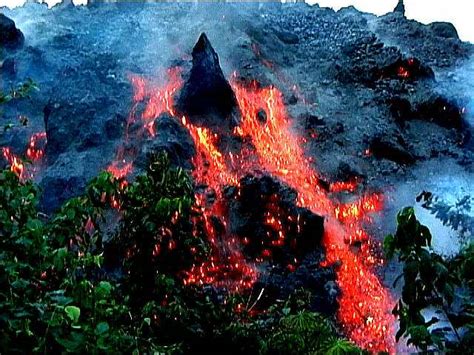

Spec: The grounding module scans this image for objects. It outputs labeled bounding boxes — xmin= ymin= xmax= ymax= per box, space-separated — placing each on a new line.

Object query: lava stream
xmin=110 ymin=69 xmax=396 ymax=352
xmin=231 ymin=81 xmax=395 ymax=352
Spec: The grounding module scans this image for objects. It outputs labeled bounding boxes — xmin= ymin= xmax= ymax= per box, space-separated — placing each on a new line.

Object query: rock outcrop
xmin=177 ymin=33 xmax=238 ymax=130
xmin=0 ymin=14 xmax=24 ymax=49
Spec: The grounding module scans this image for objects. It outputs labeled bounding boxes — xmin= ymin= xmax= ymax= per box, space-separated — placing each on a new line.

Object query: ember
xmin=2 ymin=147 xmax=24 ymax=178
xmin=26 ymin=132 xmax=47 ymax=161
xmin=2 ymin=131 xmax=47 ymax=180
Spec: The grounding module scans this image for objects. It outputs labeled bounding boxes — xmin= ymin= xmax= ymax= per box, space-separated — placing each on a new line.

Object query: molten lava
xmin=2 ymin=147 xmax=25 ymax=178
xmin=230 ymin=81 xmax=394 ymax=352
xmin=124 ymin=69 xmax=396 ymax=352
xmin=107 ymin=68 xmax=183 ymax=179
xmin=2 ymin=131 xmax=47 ymax=180
xmin=127 ymin=68 xmax=394 ymax=352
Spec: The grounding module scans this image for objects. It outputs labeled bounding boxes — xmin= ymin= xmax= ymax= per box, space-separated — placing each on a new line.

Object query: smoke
xmin=2 ymin=0 xmax=474 ymax=43
xmin=382 ymin=159 xmax=473 ymax=258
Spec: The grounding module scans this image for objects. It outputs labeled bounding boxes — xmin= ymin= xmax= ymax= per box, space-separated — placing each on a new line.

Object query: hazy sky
xmin=1 ymin=0 xmax=473 ymax=43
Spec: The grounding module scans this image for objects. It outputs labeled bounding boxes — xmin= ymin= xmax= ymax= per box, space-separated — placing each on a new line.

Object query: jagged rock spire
xmin=394 ymin=0 xmax=405 ymax=15
xmin=177 ymin=33 xmax=238 ymax=128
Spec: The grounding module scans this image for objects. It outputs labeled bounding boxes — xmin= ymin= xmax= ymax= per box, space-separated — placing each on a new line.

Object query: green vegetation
xmin=0 ymin=154 xmax=360 ymax=354
xmin=385 ymin=207 xmax=473 ymax=352
xmin=1 ymin=78 xmax=38 ymax=130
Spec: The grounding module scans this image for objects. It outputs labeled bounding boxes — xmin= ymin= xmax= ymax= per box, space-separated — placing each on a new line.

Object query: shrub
xmin=385 ymin=207 xmax=473 ymax=352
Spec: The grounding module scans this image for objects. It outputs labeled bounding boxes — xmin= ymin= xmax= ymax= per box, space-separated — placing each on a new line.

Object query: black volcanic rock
xmin=229 ymin=174 xmax=324 ymax=265
xmin=414 ymin=96 xmax=465 ymax=130
xmin=393 ymin=0 xmax=405 ymax=15
xmin=177 ymin=33 xmax=238 ymax=129
xmin=428 ymin=22 xmax=459 ymax=40
xmin=0 ymin=14 xmax=24 ymax=49
xmin=379 ymin=57 xmax=435 ymax=82
xmin=370 ymin=135 xmax=415 ymax=165
xmin=137 ymin=113 xmax=195 ymax=169
xmin=389 ymin=95 xmax=466 ymax=131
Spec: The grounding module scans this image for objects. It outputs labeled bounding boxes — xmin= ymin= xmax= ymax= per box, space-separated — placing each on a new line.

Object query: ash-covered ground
xmin=1 ymin=0 xmax=473 ymax=312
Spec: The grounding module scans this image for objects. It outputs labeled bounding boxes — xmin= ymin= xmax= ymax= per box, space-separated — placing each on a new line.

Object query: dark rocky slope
xmin=0 ymin=1 xmax=472 ymax=225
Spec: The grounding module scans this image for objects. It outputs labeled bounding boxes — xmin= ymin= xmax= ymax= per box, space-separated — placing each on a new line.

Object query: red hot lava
xmin=126 ymin=69 xmax=395 ymax=352
xmin=0 ymin=64 xmax=396 ymax=352
xmin=2 ymin=131 xmax=47 ymax=180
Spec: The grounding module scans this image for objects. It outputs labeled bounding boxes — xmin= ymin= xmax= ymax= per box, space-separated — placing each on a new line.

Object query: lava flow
xmin=122 ymin=68 xmax=395 ymax=352
xmin=107 ymin=67 xmax=183 ymax=179
xmin=231 ymin=81 xmax=394 ymax=352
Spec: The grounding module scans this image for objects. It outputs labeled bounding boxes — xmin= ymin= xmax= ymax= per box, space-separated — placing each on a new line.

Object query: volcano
xmin=1 ymin=3 xmax=472 ymax=354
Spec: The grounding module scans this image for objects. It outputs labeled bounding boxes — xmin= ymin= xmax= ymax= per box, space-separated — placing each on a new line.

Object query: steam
xmin=383 ymin=159 xmax=473 ymax=257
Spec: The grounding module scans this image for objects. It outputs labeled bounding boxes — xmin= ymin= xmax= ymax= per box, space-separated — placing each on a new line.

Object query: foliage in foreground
xmin=385 ymin=207 xmax=473 ymax=352
xmin=0 ymin=154 xmax=360 ymax=354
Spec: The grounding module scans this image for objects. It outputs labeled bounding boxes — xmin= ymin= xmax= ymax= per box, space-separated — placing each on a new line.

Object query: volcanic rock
xmin=105 ymin=114 xmax=126 ymax=140
xmin=276 ymin=30 xmax=299 ymax=44
xmin=391 ymin=95 xmax=466 ymax=131
xmin=254 ymin=252 xmax=338 ymax=315
xmin=40 ymin=174 xmax=86 ymax=213
xmin=414 ymin=96 xmax=465 ymax=130
xmin=0 ymin=58 xmax=16 ymax=78
xmin=393 ymin=0 xmax=405 ymax=15
xmin=336 ymin=160 xmax=365 ymax=181
xmin=302 ymin=113 xmax=325 ymax=129
xmin=428 ymin=22 xmax=459 ymax=40
xmin=389 ymin=96 xmax=412 ymax=125
xmin=256 ymin=108 xmax=267 ymax=123
xmin=379 ymin=57 xmax=435 ymax=81
xmin=137 ymin=113 xmax=195 ymax=169
xmin=177 ymin=33 xmax=238 ymax=129
xmin=229 ymin=174 xmax=324 ymax=265
xmin=370 ymin=134 xmax=415 ymax=165
xmin=0 ymin=14 xmax=25 ymax=49
xmin=44 ymin=102 xmax=93 ymax=162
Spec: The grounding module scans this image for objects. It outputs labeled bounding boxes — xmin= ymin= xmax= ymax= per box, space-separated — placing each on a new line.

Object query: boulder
xmin=137 ymin=113 xmax=195 ymax=169
xmin=0 ymin=14 xmax=24 ymax=49
xmin=379 ymin=57 xmax=435 ymax=81
xmin=276 ymin=30 xmax=299 ymax=44
xmin=370 ymin=135 xmax=415 ymax=165
xmin=228 ymin=174 xmax=324 ymax=264
xmin=414 ymin=96 xmax=465 ymax=130
xmin=428 ymin=22 xmax=459 ymax=40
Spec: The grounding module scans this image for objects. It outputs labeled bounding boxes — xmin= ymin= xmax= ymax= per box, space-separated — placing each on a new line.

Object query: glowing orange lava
xmin=107 ymin=67 xmax=183 ymax=179
xmin=230 ymin=80 xmax=395 ymax=352
xmin=2 ymin=147 xmax=25 ymax=178
xmin=48 ymin=61 xmax=397 ymax=352
xmin=124 ymin=68 xmax=396 ymax=351
xmin=2 ymin=131 xmax=47 ymax=180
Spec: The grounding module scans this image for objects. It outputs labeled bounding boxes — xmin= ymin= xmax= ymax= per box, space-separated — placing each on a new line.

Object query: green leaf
xmin=65 ymin=306 xmax=81 ymax=323
xmin=95 ymin=281 xmax=112 ymax=299
xmin=95 ymin=322 xmax=109 ymax=335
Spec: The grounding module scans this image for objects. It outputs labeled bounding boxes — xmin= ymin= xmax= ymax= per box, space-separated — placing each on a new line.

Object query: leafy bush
xmin=0 ymin=153 xmax=359 ymax=354
xmin=385 ymin=207 xmax=473 ymax=352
